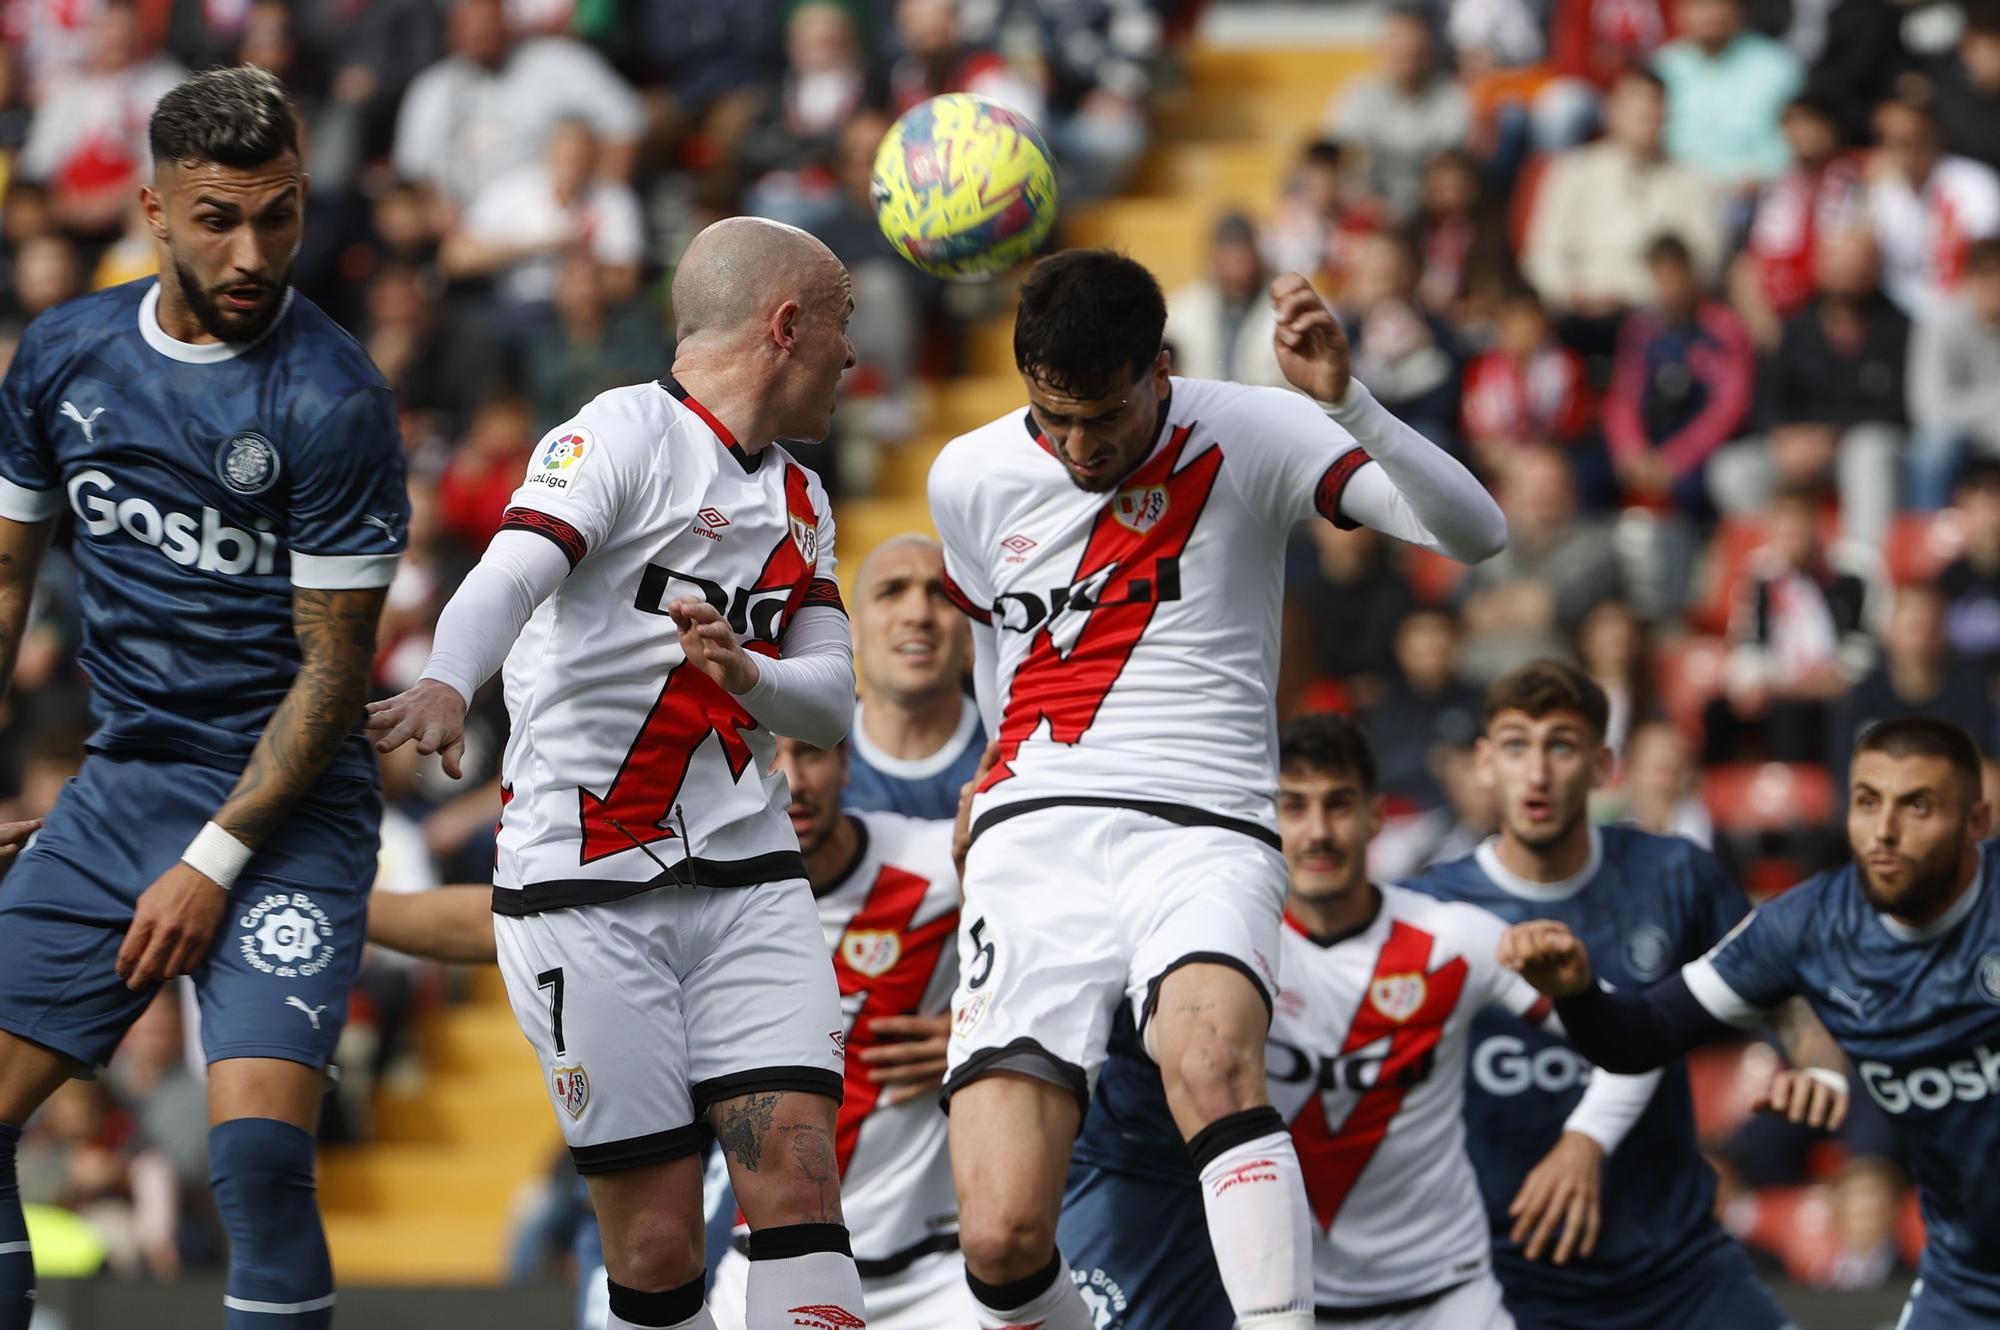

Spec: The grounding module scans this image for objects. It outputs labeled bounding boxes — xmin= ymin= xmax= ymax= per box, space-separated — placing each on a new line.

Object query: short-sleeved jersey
xmin=814 ymin=810 xmax=961 ymax=1264
xmin=928 ymin=376 xmax=1372 ymax=837
xmin=1073 ymin=886 xmax=1552 ymax=1307
xmin=1404 ymin=826 xmax=1749 ymax=1300
xmin=844 ymin=695 xmax=987 ymax=822
xmin=1686 ymin=845 xmax=2000 ymax=1304
xmin=492 ymin=379 xmax=844 ymax=914
xmin=0 ymin=281 xmax=408 ymax=785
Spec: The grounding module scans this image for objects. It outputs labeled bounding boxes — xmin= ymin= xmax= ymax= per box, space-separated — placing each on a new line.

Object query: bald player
xmin=846 ymin=535 xmax=986 ymax=820
xmin=369 ymin=217 xmax=865 ymax=1330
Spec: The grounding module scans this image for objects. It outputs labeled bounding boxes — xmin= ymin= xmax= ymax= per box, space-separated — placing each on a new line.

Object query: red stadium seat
xmin=1884 ymin=510 xmax=1966 ymax=585
xmin=1702 ymin=763 xmax=1838 ymax=834
xmin=1686 ymin=1041 xmax=1759 ymax=1141
xmin=1733 ymin=1186 xmax=1843 ymax=1286
xmin=1404 ymin=546 xmax=1467 ymax=605
xmin=1899 ymin=1188 xmax=1927 ymax=1269
xmin=1652 ymin=634 xmax=1729 ymax=741
xmin=1691 ymin=517 xmax=1770 ymax=634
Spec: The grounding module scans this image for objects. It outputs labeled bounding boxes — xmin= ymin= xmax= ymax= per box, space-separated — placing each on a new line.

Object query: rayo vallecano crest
xmin=1369 ymin=973 xmax=1428 ymax=1023
xmin=1112 ymin=484 xmax=1168 ymax=534
xmin=552 ymin=1065 xmax=590 ymax=1118
xmin=790 ymin=513 xmax=819 ymax=566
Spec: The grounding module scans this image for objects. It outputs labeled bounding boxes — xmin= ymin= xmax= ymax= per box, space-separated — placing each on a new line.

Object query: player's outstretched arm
xmin=118 ymin=585 xmax=389 ymax=988
xmin=672 ymin=596 xmax=856 ymax=747
xmin=367 ymin=885 xmax=499 ymax=966
xmin=1499 ymin=922 xmax=1731 ymax=1075
xmin=1269 ymin=273 xmax=1507 ymax=564
xmin=0 ymin=515 xmax=54 ymax=704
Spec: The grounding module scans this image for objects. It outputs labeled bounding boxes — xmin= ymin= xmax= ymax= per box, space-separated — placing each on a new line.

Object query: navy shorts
xmin=1502 ymin=1241 xmax=1794 ymax=1330
xmin=1057 ymin=1160 xmax=1231 ymax=1330
xmin=1895 ymin=1254 xmax=2000 ymax=1330
xmin=0 ymin=754 xmax=379 ymax=1069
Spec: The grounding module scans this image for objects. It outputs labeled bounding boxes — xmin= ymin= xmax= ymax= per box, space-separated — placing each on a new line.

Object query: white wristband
xmin=181 ymin=821 xmax=253 ymax=889
xmin=1801 ymin=1067 xmax=1849 ymax=1097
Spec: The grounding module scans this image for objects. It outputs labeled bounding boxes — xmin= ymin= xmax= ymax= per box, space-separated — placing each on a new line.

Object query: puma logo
xmin=285 ymin=996 xmax=330 ymax=1030
xmin=361 ymin=512 xmax=401 ymax=540
xmin=59 ymin=401 xmax=106 ymax=442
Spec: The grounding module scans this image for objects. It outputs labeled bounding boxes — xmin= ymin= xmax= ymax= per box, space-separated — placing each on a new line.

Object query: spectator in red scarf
xmin=1732 ymin=94 xmax=1867 ymax=349
xmin=1462 ymin=286 xmax=1592 ymax=474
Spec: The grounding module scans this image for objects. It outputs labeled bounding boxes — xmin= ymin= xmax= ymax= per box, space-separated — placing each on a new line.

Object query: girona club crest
xmin=840 ymin=929 xmax=901 ymax=978
xmin=1112 ymin=484 xmax=1169 ymax=534
xmin=1368 ymin=973 xmax=1428 ymax=1024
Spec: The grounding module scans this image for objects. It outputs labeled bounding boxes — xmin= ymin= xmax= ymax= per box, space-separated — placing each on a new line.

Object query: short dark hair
xmin=1645 ymin=233 xmax=1694 ymax=269
xmin=150 ymin=66 xmax=299 ymax=170
xmin=1013 ymin=250 xmax=1166 ymax=397
xmin=1955 ymin=455 xmax=2000 ymax=493
xmin=1482 ymin=660 xmax=1610 ymax=742
xmin=1303 ymin=139 xmax=1344 ymax=170
xmin=1783 ymin=92 xmax=1841 ymax=125
xmin=1616 ymin=67 xmax=1666 ymax=97
xmin=1853 ymin=716 xmax=1985 ymax=801
xmin=1279 ymin=713 xmax=1378 ymax=793
xmin=1968 ymin=237 xmax=2000 ymax=275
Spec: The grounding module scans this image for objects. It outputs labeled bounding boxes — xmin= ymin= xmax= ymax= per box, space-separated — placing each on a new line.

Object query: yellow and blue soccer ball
xmin=871 ymin=93 xmax=1058 ymax=281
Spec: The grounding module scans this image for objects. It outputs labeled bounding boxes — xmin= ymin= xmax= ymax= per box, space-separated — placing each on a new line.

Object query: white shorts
xmin=1319 ymin=1275 xmax=1514 ymax=1330
xmin=943 ymin=805 xmax=1287 ymax=1109
xmin=708 ymin=1243 xmax=972 ymax=1330
xmin=495 ymin=880 xmax=845 ymax=1172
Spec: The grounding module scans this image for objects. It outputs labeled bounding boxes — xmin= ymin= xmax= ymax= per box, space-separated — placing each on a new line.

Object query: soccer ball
xmin=871 ymin=93 xmax=1058 ymax=281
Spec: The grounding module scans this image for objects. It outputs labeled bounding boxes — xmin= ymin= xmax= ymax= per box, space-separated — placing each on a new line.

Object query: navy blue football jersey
xmin=0 ymin=281 xmax=408 ymax=783
xmin=1686 ymin=845 xmax=2000 ymax=1313
xmin=843 ymin=695 xmax=987 ymax=822
xmin=1404 ymin=826 xmax=1749 ymax=1300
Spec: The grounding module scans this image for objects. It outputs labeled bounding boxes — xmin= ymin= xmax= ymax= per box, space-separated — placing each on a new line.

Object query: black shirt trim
xmin=970 ymin=796 xmax=1280 ymax=850
xmin=492 ymin=850 xmax=807 ymax=915
xmin=662 ymin=376 xmax=762 ymax=473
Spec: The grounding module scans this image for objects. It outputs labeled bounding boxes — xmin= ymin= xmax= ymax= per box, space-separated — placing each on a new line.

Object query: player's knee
xmin=598 ymin=1204 xmax=704 ymax=1291
xmin=1160 ymin=1031 xmax=1261 ymax=1124
xmin=957 ymin=1202 xmax=1058 ymax=1282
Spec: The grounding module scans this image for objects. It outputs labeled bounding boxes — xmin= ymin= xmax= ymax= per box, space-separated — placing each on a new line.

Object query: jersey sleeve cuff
xmin=1681 ymin=957 xmax=1766 ymax=1029
xmin=290 ymin=549 xmax=401 ymax=589
xmin=0 ymin=475 xmax=62 ymax=522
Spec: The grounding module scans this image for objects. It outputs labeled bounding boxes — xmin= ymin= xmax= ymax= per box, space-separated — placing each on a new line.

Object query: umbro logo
xmin=785 ymin=1306 xmax=865 ymax=1329
xmin=695 ymin=507 xmax=729 ymax=542
xmin=1001 ymin=533 xmax=1036 ymax=563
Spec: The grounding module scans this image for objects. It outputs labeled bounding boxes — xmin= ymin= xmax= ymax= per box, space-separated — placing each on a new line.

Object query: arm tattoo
xmin=716 ymin=1092 xmax=782 ymax=1172
xmin=216 ymin=585 xmax=387 ymax=848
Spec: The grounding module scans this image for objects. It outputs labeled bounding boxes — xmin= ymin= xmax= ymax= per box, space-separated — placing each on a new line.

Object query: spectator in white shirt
xmin=392 ymin=0 xmax=642 ymax=207
xmin=441 ymin=117 xmax=644 ymax=313
xmin=1906 ymin=237 xmax=2000 ymax=507
xmin=1868 ymin=96 xmax=2000 ymax=320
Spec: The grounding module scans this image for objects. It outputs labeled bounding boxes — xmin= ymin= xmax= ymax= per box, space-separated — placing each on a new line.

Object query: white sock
xmin=744 ymin=1225 xmax=866 ymax=1329
xmin=966 ymin=1250 xmax=1096 ymax=1330
xmin=1191 ymin=1109 xmax=1313 ymax=1329
xmin=606 ymin=1274 xmax=717 ymax=1329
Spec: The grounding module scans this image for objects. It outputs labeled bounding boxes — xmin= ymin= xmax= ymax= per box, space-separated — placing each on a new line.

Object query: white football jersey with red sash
xmin=929 ymin=376 xmax=1372 ymax=840
xmin=1268 ymin=884 xmax=1552 ymax=1307
xmin=491 ymin=378 xmax=844 ymax=914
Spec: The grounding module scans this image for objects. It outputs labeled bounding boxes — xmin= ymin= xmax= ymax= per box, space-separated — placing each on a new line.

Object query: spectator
xmin=1410 ymin=148 xmax=1516 ymax=332
xmin=1281 ymin=524 xmax=1416 ymax=714
xmin=1708 ymin=485 xmax=1877 ymax=763
xmin=1523 ymin=70 xmax=1724 ymax=329
xmin=1937 ymin=459 xmax=2000 ymax=674
xmin=1 ymin=232 xmax=85 ymax=331
xmin=1832 ymin=584 xmax=1998 ymax=782
xmin=1805 ymin=0 xmax=1911 ymax=145
xmin=1164 ymin=212 xmax=1285 ymax=388
xmin=1343 ymin=229 xmax=1465 ymax=445
xmin=1713 ymin=228 xmax=1907 ymax=548
xmin=359 ymin=261 xmax=500 ymax=440
xmin=1604 ymin=234 xmax=1755 ymax=516
xmin=1577 ymin=595 xmax=1652 ymax=758
xmin=1906 ymin=237 xmax=2000 ymax=507
xmin=1460 ymin=285 xmax=1592 ymax=473
xmin=887 ymin=0 xmax=1042 ymax=122
xmin=1261 ymin=139 xmax=1380 ymax=291
xmin=1867 ymin=97 xmax=2000 ymax=319
xmin=1003 ymin=0 xmax=1161 ymax=202
xmin=392 ymin=0 xmax=642 ymax=207
xmin=1543 ymin=0 xmax=1673 ymax=135
xmin=1653 ymin=0 xmax=1803 ymax=190
xmin=1365 ymin=607 xmax=1485 ymax=812
xmin=1456 ymin=445 xmax=1622 ymax=682
xmin=16 ymin=1080 xmax=160 ymax=1278
xmin=1369 ymin=739 xmax=1494 ymax=880
xmin=1933 ymin=0 xmax=2000 ymax=176
xmin=737 ymin=1 xmax=878 ymax=231
xmin=521 ymin=253 xmax=671 ymax=435
xmin=435 ymin=393 xmax=535 ymax=552
xmin=442 ymin=117 xmax=644 ymax=317
xmin=629 ymin=0 xmax=786 ymax=195
xmin=16 ymin=1 xmax=184 ymax=237
xmin=1731 ymin=94 xmax=1867 ymax=349
xmin=297 ymin=0 xmax=444 ymax=195
xmin=1615 ymin=718 xmax=1713 ymax=845
xmin=1322 ymin=8 xmax=1469 ymax=220
xmin=105 ymin=990 xmax=211 ymax=1273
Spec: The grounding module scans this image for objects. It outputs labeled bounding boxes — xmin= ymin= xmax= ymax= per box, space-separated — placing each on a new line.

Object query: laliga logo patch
xmin=1369 ymin=973 xmax=1427 ymax=1023
xmin=1112 ymin=483 xmax=1168 ymax=534
xmin=1980 ymin=954 xmax=2000 ymax=1006
xmin=790 ymin=513 xmax=818 ymax=566
xmin=840 ymin=929 xmax=902 ymax=978
xmin=238 ymin=891 xmax=337 ymax=978
xmin=552 ymin=1066 xmax=590 ymax=1119
xmin=216 ymin=432 xmax=280 ymax=496
xmin=530 ymin=427 xmax=592 ymax=491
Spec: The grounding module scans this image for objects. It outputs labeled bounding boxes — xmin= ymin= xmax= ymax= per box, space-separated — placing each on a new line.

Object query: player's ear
xmin=1591 ymin=743 xmax=1614 ymax=790
xmin=140 ymin=182 xmax=169 ymax=242
xmin=1968 ymin=795 xmax=1994 ymax=842
xmin=769 ymin=299 xmax=802 ymax=353
xmin=1365 ymin=792 xmax=1384 ymax=840
xmin=1150 ymin=348 xmax=1171 ymax=396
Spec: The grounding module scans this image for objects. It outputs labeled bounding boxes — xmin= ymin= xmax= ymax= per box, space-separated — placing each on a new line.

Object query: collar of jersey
xmin=139 ymin=280 xmax=294 ymax=364
xmin=1284 ymin=883 xmax=1386 ymax=948
xmin=1475 ymin=826 xmax=1604 ymax=903
xmin=662 ymin=376 xmax=763 ymax=473
xmin=851 ymin=695 xmax=980 ymax=780
xmin=812 ymin=815 xmax=871 ymax=898
xmin=1876 ymin=842 xmax=1986 ymax=944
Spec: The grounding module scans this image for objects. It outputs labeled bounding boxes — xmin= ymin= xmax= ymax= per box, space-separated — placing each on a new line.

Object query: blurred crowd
xmin=1 ymin=0 xmax=1997 ymax=1300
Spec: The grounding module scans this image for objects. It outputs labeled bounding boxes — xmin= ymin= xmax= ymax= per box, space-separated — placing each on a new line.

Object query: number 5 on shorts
xmin=968 ymin=919 xmax=995 ymax=991
xmin=537 ymin=967 xmax=567 ymax=1055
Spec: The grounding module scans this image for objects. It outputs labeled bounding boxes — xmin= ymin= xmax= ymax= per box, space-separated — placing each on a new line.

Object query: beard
xmin=174 ymin=254 xmax=291 ymax=343
xmin=1856 ymin=835 xmax=1968 ymax=920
